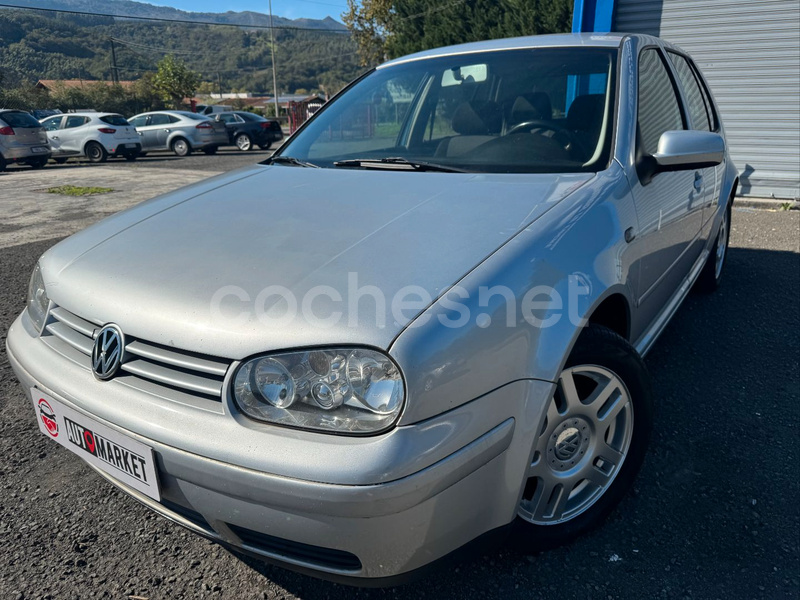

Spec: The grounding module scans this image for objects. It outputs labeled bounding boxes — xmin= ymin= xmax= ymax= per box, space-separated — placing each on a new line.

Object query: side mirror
xmin=653 ymin=130 xmax=724 ymax=171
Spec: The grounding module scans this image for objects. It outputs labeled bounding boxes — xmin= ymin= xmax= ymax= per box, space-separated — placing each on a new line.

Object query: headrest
xmin=567 ymin=94 xmax=606 ymax=131
xmin=510 ymin=92 xmax=553 ymax=124
xmin=451 ymin=102 xmax=489 ymax=136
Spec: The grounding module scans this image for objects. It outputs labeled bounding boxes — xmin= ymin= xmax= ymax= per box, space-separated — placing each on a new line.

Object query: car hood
xmin=41 ymin=165 xmax=592 ymax=359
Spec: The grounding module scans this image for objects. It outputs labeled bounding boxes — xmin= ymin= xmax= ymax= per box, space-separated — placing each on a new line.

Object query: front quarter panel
xmin=391 ymin=162 xmax=638 ymax=425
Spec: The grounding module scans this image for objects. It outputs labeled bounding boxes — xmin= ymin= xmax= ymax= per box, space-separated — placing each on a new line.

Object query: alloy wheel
xmin=518 ymin=365 xmax=634 ymax=525
xmin=714 ymin=209 xmax=729 ymax=279
xmin=236 ymin=134 xmax=252 ymax=151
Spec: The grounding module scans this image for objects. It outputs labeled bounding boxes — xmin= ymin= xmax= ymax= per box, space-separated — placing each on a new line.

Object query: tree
xmin=343 ymin=0 xmax=573 ymax=62
xmin=152 ymin=55 xmax=200 ymax=109
xmin=342 ymin=0 xmax=393 ymax=66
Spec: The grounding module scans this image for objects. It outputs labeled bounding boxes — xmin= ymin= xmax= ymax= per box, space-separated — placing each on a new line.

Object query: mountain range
xmin=4 ymin=0 xmax=348 ymax=30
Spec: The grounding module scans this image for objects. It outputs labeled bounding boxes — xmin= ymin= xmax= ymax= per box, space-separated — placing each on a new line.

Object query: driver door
xmin=41 ymin=116 xmax=64 ymax=155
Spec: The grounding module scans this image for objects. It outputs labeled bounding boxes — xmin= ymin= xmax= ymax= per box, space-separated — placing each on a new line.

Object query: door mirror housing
xmin=653 ymin=130 xmax=725 ymax=171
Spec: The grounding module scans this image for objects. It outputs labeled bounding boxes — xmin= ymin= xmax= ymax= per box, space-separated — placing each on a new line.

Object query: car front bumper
xmin=6 ymin=309 xmax=553 ymax=581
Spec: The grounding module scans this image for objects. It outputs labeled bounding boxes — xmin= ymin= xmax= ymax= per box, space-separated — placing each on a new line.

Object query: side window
xmin=220 ymin=114 xmax=237 ymax=124
xmin=637 ymin=48 xmax=685 ymax=156
xmin=149 ymin=114 xmax=171 ymax=126
xmin=668 ymin=52 xmax=711 ymax=131
xmin=65 ymin=116 xmax=88 ymax=129
xmin=42 ymin=117 xmax=62 ymax=131
xmin=168 ymin=115 xmax=181 ymax=124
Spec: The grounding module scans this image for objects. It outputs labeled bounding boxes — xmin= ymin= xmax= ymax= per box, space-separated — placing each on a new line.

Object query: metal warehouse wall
xmin=614 ymin=0 xmax=800 ymax=199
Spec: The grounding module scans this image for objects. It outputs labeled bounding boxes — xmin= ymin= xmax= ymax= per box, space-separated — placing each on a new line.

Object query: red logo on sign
xmin=38 ymin=398 xmax=58 ymax=438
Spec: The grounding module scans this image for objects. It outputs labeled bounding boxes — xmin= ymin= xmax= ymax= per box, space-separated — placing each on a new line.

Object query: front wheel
xmin=86 ymin=142 xmax=108 ymax=163
xmin=258 ymin=143 xmax=272 ymax=151
xmin=202 ymin=145 xmax=218 ymax=155
xmin=28 ymin=157 xmax=48 ymax=169
xmin=123 ymin=152 xmax=138 ymax=161
xmin=0 ymin=154 xmax=8 ymax=172
xmin=54 ymin=157 xmax=68 ymax=165
xmin=513 ymin=325 xmax=653 ymax=552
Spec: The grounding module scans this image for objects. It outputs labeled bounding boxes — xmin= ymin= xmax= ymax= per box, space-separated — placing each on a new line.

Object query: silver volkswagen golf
xmin=7 ymin=33 xmax=737 ymax=584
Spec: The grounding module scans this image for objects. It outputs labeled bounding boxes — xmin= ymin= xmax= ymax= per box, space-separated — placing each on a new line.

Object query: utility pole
xmin=110 ymin=39 xmax=119 ymax=84
xmin=269 ymin=0 xmax=280 ymax=119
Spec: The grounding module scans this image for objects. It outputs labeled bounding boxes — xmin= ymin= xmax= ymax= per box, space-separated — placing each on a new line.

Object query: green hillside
xmin=0 ymin=8 xmax=364 ymax=95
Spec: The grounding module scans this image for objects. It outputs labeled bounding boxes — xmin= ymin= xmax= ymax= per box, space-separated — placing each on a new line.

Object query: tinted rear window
xmin=1 ymin=111 xmax=41 ymax=128
xmin=100 ymin=115 xmax=130 ymax=126
xmin=237 ymin=112 xmax=265 ymax=122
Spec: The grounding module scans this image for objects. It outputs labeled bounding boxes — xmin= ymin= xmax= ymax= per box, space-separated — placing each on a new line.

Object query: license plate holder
xmin=31 ymin=389 xmax=161 ymax=501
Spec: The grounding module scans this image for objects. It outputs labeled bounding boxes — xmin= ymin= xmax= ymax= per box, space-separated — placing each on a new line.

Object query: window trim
xmin=635 ymin=45 xmax=688 ymax=157
xmin=666 ymin=50 xmax=719 ymax=133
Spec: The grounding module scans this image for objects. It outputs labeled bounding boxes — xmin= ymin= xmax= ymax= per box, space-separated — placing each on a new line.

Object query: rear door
xmin=60 ymin=115 xmax=90 ymax=155
xmin=667 ymin=51 xmax=724 ymax=226
xmin=628 ymin=47 xmax=704 ymax=326
xmin=141 ymin=114 xmax=172 ymax=149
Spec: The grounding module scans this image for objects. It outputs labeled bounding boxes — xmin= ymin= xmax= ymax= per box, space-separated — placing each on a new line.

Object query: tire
xmin=28 ymin=157 xmax=48 ymax=169
xmin=512 ymin=324 xmax=654 ymax=552
xmin=258 ymin=143 xmax=272 ymax=151
xmin=171 ymin=138 xmax=191 ymax=157
xmin=124 ymin=152 xmax=138 ymax=161
xmin=695 ymin=202 xmax=731 ymax=293
xmin=202 ymin=146 xmax=218 ymax=155
xmin=235 ymin=133 xmax=253 ymax=151
xmin=85 ymin=142 xmax=108 ymax=163
xmin=54 ymin=157 xmax=68 ymax=164
xmin=0 ymin=154 xmax=7 ymax=172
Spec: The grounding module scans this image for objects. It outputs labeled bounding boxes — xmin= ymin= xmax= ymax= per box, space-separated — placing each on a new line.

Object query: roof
xmin=36 ymin=80 xmax=137 ymax=90
xmin=379 ymin=33 xmax=627 ymax=68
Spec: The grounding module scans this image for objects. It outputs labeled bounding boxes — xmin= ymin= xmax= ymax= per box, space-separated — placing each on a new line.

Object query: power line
xmin=0 ymin=3 xmax=350 ymax=33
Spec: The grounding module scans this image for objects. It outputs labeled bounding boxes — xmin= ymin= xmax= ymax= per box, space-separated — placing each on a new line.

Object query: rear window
xmin=183 ymin=113 xmax=206 ymax=121
xmin=238 ymin=112 xmax=265 ymax=122
xmin=100 ymin=115 xmax=130 ymax=126
xmin=1 ymin=111 xmax=41 ymax=128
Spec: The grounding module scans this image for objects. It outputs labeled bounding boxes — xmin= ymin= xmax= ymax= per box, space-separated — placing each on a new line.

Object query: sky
xmin=148 ymin=0 xmax=350 ymax=21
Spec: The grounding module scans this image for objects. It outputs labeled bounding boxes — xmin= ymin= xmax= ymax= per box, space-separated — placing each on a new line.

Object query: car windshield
xmin=1 ymin=111 xmax=42 ymax=128
xmin=278 ymin=47 xmax=618 ymax=173
xmin=100 ymin=115 xmax=130 ymax=126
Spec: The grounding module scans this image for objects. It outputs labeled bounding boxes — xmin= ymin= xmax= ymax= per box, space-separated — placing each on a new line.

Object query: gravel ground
xmin=0 ymin=208 xmax=798 ymax=599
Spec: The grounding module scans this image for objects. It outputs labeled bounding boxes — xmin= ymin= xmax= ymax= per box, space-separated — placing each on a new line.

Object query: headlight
xmin=27 ymin=263 xmax=49 ymax=334
xmin=233 ymin=348 xmax=405 ymax=434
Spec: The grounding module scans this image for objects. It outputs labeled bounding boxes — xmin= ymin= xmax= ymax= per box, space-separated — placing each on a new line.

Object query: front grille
xmin=227 ymin=523 xmax=362 ymax=572
xmin=42 ymin=305 xmax=231 ymax=406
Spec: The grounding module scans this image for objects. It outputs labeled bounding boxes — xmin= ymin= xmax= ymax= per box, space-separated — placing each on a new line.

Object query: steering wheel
xmin=507 ymin=119 xmax=568 ymax=136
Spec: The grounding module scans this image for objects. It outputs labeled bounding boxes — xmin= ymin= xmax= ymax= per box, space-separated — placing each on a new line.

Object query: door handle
xmin=164 ymin=129 xmax=171 ymax=132
xmin=52 ymin=136 xmax=59 ymax=140
xmin=693 ymin=172 xmax=703 ymax=192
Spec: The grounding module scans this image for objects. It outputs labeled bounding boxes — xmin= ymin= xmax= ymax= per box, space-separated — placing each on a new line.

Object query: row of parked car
xmin=0 ymin=108 xmax=284 ymax=171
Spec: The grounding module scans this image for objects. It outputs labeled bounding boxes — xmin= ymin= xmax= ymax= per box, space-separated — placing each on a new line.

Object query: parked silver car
xmin=128 ymin=110 xmax=228 ymax=156
xmin=0 ymin=109 xmax=51 ymax=171
xmin=8 ymin=34 xmax=737 ymax=584
xmin=40 ymin=112 xmax=141 ymax=163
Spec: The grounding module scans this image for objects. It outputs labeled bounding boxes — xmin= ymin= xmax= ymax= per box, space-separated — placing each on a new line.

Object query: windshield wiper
xmin=333 ymin=157 xmax=466 ymax=173
xmin=264 ymin=156 xmax=319 ymax=168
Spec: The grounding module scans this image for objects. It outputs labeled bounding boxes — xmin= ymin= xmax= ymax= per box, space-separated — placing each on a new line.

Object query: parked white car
xmin=40 ymin=112 xmax=141 ymax=163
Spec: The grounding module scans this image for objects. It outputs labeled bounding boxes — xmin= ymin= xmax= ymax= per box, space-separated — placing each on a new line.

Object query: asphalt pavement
xmin=0 ymin=196 xmax=797 ymax=598
xmin=2 ymin=146 xmax=273 ymax=175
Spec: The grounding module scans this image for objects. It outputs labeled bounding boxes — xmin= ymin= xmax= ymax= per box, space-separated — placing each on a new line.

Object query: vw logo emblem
xmin=555 ymin=427 xmax=582 ymax=461
xmin=92 ymin=324 xmax=124 ymax=380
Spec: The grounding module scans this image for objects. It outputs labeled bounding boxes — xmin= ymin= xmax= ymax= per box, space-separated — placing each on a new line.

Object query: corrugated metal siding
xmin=614 ymin=0 xmax=800 ymax=199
